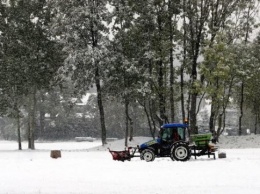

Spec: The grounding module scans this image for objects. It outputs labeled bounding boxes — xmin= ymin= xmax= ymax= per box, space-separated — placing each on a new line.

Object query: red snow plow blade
xmin=108 ymin=147 xmax=138 ymax=162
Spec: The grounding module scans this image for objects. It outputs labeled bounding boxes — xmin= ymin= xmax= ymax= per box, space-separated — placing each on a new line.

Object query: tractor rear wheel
xmin=140 ymin=149 xmax=155 ymax=162
xmin=171 ymin=143 xmax=191 ymax=162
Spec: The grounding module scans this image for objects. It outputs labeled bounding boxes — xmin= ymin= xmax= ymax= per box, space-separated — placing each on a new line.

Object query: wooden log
xmin=50 ymin=150 xmax=61 ymax=159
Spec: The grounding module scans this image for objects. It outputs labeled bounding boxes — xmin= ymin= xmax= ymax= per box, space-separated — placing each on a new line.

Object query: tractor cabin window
xmin=161 ymin=127 xmax=184 ymax=142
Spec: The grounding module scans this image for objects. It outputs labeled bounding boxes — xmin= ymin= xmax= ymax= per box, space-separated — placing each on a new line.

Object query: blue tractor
xmin=138 ymin=123 xmax=191 ymax=162
xmin=109 ymin=122 xmax=217 ymax=162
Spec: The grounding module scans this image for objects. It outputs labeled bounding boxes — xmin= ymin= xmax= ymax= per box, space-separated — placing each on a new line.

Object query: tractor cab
xmin=159 ymin=123 xmax=189 ymax=143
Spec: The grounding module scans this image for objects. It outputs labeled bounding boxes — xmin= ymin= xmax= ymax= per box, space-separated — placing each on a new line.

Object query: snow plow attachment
xmin=108 ymin=147 xmax=139 ymax=162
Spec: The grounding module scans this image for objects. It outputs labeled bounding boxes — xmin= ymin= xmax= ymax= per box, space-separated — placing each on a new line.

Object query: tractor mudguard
xmin=171 ymin=140 xmax=189 ymax=148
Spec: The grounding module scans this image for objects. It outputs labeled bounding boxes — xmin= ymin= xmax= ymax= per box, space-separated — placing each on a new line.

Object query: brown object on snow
xmin=50 ymin=150 xmax=61 ymax=159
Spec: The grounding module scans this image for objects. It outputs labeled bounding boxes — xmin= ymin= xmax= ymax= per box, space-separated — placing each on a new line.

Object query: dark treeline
xmin=0 ymin=0 xmax=260 ymax=149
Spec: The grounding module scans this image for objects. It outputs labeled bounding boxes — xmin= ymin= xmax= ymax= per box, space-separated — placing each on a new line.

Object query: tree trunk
xmin=158 ymin=65 xmax=165 ymax=125
xmin=181 ymin=0 xmax=187 ymax=123
xmin=187 ymin=28 xmax=199 ymax=132
xmin=238 ymin=6 xmax=250 ymax=136
xmin=238 ymin=81 xmax=244 ymax=136
xmin=169 ymin=51 xmax=175 ymax=122
xmin=216 ymin=113 xmax=223 ymax=140
xmin=157 ymin=10 xmax=166 ymax=126
xmin=13 ymin=92 xmax=22 ymax=150
xmin=16 ymin=109 xmax=22 ymax=150
xmin=95 ymin=67 xmax=107 ymax=145
xmin=28 ymin=121 xmax=31 ymax=148
xmin=124 ymin=98 xmax=129 ymax=147
xmin=186 ymin=92 xmax=191 ymax=123
xmin=209 ymin=75 xmax=221 ymax=135
xmin=128 ymin=111 xmax=134 ymax=141
xmin=28 ymin=85 xmax=37 ymax=150
xmin=39 ymin=92 xmax=45 ymax=139
xmin=209 ymin=97 xmax=217 ymax=133
xmin=221 ymin=111 xmax=226 ymax=136
xmin=180 ymin=65 xmax=186 ymax=123
xmin=90 ymin=0 xmax=107 ymax=145
xmin=187 ymin=0 xmax=210 ymax=132
xmin=168 ymin=1 xmax=175 ymax=123
xmin=148 ymin=60 xmax=156 ymax=138
xmin=189 ymin=89 xmax=197 ymax=132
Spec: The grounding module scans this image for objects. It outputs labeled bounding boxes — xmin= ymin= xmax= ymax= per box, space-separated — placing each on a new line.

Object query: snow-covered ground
xmin=1 ymin=135 xmax=260 ymax=194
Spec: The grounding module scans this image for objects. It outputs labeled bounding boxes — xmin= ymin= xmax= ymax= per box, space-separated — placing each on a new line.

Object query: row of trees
xmin=0 ymin=0 xmax=65 ymax=149
xmin=0 ymin=0 xmax=260 ymax=149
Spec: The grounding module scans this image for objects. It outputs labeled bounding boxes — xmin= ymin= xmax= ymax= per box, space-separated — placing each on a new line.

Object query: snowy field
xmin=1 ymin=135 xmax=260 ymax=194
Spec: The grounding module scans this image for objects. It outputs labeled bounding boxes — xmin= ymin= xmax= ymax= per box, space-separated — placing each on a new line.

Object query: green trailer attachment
xmin=190 ymin=133 xmax=217 ymax=159
xmin=190 ymin=133 xmax=212 ymax=147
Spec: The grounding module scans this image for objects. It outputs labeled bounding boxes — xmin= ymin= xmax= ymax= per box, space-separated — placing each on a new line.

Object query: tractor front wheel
xmin=140 ymin=149 xmax=155 ymax=162
xmin=171 ymin=143 xmax=191 ymax=162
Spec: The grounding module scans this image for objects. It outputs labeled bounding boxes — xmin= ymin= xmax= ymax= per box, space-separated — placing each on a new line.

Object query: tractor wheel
xmin=140 ymin=149 xmax=155 ymax=162
xmin=171 ymin=143 xmax=191 ymax=162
